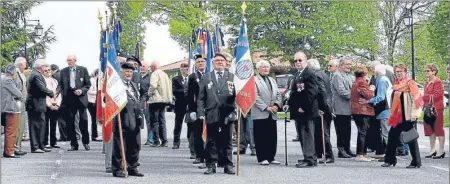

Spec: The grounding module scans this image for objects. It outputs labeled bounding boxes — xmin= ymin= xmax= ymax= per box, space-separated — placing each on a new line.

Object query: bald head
xmin=150 ymin=60 xmax=160 ymax=72
xmin=66 ymin=55 xmax=77 ymax=68
xmin=141 ymin=60 xmax=150 ymax=75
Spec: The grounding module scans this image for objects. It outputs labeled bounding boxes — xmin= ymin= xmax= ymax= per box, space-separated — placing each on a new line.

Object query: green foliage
xmin=1 ymin=1 xmax=57 ymax=67
xmin=428 ymin=2 xmax=449 ymax=63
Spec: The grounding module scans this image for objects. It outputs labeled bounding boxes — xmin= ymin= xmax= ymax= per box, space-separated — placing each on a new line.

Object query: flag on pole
xmin=101 ymin=29 xmax=128 ymax=143
xmin=234 ymin=14 xmax=256 ymax=116
xmin=188 ymin=41 xmax=195 ymax=74
xmin=112 ymin=20 xmax=122 ymax=52
xmin=96 ymin=29 xmax=107 ymax=124
xmin=135 ymin=41 xmax=141 ymax=73
xmin=205 ymin=31 xmax=214 ymax=72
xmin=213 ymin=25 xmax=224 ymax=53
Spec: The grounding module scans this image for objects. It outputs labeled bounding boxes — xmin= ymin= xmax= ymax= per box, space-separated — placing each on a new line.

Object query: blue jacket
xmin=369 ymin=76 xmax=391 ymax=119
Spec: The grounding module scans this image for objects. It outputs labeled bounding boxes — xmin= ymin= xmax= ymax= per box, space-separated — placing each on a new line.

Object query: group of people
xmin=1 ymin=49 xmax=447 ymax=177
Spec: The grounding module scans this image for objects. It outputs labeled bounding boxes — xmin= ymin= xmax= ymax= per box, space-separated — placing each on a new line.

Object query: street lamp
xmin=403 ymin=7 xmax=415 ymax=80
xmin=23 ymin=19 xmax=44 ymax=63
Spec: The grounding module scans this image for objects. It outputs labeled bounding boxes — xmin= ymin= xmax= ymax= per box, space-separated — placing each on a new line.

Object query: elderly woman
xmin=43 ymin=67 xmax=61 ymax=149
xmin=382 ymin=64 xmax=422 ymax=168
xmin=88 ymin=69 xmax=100 ymax=141
xmin=350 ymin=66 xmax=375 ymax=162
xmin=422 ymin=63 xmax=445 ymax=159
xmin=1 ymin=63 xmax=23 ymax=158
xmin=251 ymin=60 xmax=282 ymax=165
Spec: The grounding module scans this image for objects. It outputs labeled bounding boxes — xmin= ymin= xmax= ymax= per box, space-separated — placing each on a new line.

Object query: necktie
xmin=217 ymin=71 xmax=223 ymax=86
xmin=70 ymin=68 xmax=76 ymax=88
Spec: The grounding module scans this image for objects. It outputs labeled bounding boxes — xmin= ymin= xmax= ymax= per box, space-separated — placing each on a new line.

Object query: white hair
xmin=14 ymin=57 xmax=26 ymax=66
xmin=384 ymin=64 xmax=394 ymax=73
xmin=374 ymin=64 xmax=386 ymax=76
xmin=307 ymin=59 xmax=321 ymax=70
xmin=151 ymin=60 xmax=160 ymax=68
xmin=329 ymin=59 xmax=339 ymax=66
xmin=33 ymin=59 xmax=47 ymax=69
xmin=339 ymin=56 xmax=352 ymax=66
xmin=141 ymin=60 xmax=150 ymax=66
xmin=255 ymin=60 xmax=270 ymax=69
xmin=294 ymin=51 xmax=307 ymax=59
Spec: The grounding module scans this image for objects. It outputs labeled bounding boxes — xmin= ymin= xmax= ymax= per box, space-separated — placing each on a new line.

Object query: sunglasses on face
xmin=425 ymin=70 xmax=432 ymax=72
xmin=294 ymin=59 xmax=303 ymax=63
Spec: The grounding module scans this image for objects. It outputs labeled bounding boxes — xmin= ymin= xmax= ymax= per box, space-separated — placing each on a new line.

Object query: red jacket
xmin=423 ymin=77 xmax=445 ymax=110
xmin=350 ymin=77 xmax=375 ymax=116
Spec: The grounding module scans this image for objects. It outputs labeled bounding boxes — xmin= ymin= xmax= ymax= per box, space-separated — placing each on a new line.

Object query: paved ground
xmin=2 ymin=112 xmax=449 ymax=184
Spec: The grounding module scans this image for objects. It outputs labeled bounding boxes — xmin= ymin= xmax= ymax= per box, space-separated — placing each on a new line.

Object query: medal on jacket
xmin=297 ymin=82 xmax=304 ymax=92
xmin=207 ymin=82 xmax=213 ymax=90
xmin=196 ymin=78 xmax=200 ymax=83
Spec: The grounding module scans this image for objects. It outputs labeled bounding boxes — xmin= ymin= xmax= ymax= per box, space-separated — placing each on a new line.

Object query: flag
xmin=112 ymin=20 xmax=122 ymax=52
xmin=205 ymin=31 xmax=214 ymax=72
xmin=196 ymin=28 xmax=204 ymax=56
xmin=234 ymin=15 xmax=256 ymax=116
xmin=96 ymin=30 xmax=107 ymax=124
xmin=213 ymin=25 xmax=224 ymax=53
xmin=188 ymin=40 xmax=195 ymax=74
xmin=101 ymin=29 xmax=128 ymax=143
xmin=135 ymin=41 xmax=141 ymax=73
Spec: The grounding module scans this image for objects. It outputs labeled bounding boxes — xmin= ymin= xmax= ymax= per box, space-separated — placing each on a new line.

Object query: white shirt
xmin=214 ymin=70 xmax=224 ymax=84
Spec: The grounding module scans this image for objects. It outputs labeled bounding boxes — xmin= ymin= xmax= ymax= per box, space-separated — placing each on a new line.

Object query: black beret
xmin=127 ymin=56 xmax=141 ymax=66
xmin=121 ymin=62 xmax=135 ymax=70
xmin=117 ymin=50 xmax=129 ymax=58
xmin=194 ymin=54 xmax=203 ymax=60
xmin=214 ymin=52 xmax=227 ymax=61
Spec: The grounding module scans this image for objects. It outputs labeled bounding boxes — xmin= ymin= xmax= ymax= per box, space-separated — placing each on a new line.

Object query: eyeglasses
xmin=395 ymin=71 xmax=404 ymax=73
xmin=328 ymin=65 xmax=333 ymax=67
xmin=425 ymin=70 xmax=432 ymax=72
xmin=294 ymin=59 xmax=303 ymax=63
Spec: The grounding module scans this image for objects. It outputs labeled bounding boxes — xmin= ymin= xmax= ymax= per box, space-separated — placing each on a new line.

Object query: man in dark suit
xmin=308 ymin=59 xmax=335 ymax=164
xmin=111 ymin=63 xmax=144 ymax=177
xmin=56 ymin=55 xmax=91 ymax=151
xmin=172 ymin=62 xmax=189 ymax=150
xmin=187 ymin=55 xmax=207 ymax=165
xmin=197 ymin=53 xmax=236 ymax=175
xmin=26 ymin=59 xmax=54 ymax=153
xmin=284 ymin=51 xmax=319 ymax=168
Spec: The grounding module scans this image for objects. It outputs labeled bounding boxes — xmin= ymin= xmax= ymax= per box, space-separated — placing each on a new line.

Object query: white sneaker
xmin=260 ymin=160 xmax=269 ymax=165
xmin=270 ymin=160 xmax=281 ymax=165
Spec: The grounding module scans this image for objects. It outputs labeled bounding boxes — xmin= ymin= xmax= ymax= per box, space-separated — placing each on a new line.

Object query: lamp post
xmin=403 ymin=7 xmax=414 ymax=80
xmin=23 ymin=19 xmax=44 ymax=62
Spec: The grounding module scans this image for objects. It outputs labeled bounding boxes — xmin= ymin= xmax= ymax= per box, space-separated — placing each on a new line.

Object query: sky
xmin=29 ymin=2 xmax=187 ymax=73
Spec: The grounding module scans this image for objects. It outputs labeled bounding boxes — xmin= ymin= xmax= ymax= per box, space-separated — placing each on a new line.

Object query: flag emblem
xmin=236 ymin=60 xmax=253 ymax=80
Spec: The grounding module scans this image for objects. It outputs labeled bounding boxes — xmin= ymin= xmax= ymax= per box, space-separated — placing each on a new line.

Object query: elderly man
xmin=331 ymin=57 xmax=356 ymax=158
xmin=56 ymin=55 xmax=91 ymax=151
xmin=197 ymin=53 xmax=236 ymax=174
xmin=252 ymin=60 xmax=282 ymax=165
xmin=26 ymin=59 xmax=54 ymax=153
xmin=327 ymin=59 xmax=339 ymax=80
xmin=172 ymin=62 xmax=189 ymax=150
xmin=140 ymin=60 xmax=153 ymax=145
xmin=369 ymin=60 xmax=394 ymax=86
xmin=284 ymin=51 xmax=319 ymax=168
xmin=13 ymin=57 xmax=28 ymax=156
xmin=308 ymin=59 xmax=335 ymax=164
xmin=187 ymin=54 xmax=207 ymax=165
xmin=148 ymin=60 xmax=172 ymax=147
xmin=111 ymin=63 xmax=144 ymax=177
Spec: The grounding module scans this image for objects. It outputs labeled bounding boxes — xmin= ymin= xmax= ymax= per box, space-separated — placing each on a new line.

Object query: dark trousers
xmin=238 ymin=115 xmax=255 ymax=151
xmin=295 ymin=117 xmax=316 ymax=163
xmin=367 ymin=117 xmax=386 ymax=155
xmin=111 ymin=127 xmax=141 ymax=172
xmin=57 ymin=111 xmax=68 ymax=141
xmin=194 ymin=120 xmax=206 ymax=160
xmin=353 ymin=114 xmax=371 ymax=155
xmin=334 ymin=115 xmax=352 ymax=152
xmin=384 ymin=121 xmax=421 ymax=165
xmin=63 ymin=105 xmax=90 ymax=147
xmin=314 ymin=113 xmax=334 ymax=159
xmin=28 ymin=111 xmax=46 ymax=151
xmin=173 ymin=106 xmax=187 ymax=146
xmin=150 ymin=103 xmax=167 ymax=145
xmin=187 ymin=123 xmax=195 ymax=156
xmin=253 ymin=118 xmax=277 ymax=162
xmin=205 ymin=121 xmax=233 ymax=168
xmin=87 ymin=102 xmax=98 ymax=139
xmin=44 ymin=108 xmax=58 ymax=146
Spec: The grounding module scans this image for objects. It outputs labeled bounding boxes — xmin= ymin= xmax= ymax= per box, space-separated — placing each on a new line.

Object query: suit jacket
xmin=251 ymin=74 xmax=281 ymax=120
xmin=57 ymin=66 xmax=91 ymax=108
xmin=140 ymin=72 xmax=151 ymax=103
xmin=187 ymin=71 xmax=204 ymax=112
xmin=315 ymin=70 xmax=332 ymax=114
xmin=114 ymin=81 xmax=144 ymax=132
xmin=172 ymin=74 xmax=188 ymax=112
xmin=52 ymin=70 xmax=61 ymax=82
xmin=14 ymin=68 xmax=27 ymax=102
xmin=26 ymin=70 xmax=54 ymax=112
xmin=197 ymin=70 xmax=236 ymax=124
xmin=331 ymin=69 xmax=354 ymax=115
xmin=287 ymin=66 xmax=319 ymax=120
xmin=1 ymin=76 xmax=23 ymax=113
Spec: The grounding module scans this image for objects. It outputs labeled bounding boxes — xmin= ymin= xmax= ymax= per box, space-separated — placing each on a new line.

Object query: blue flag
xmin=112 ymin=21 xmax=122 ymax=52
xmin=100 ymin=30 xmax=107 ymax=73
xmin=206 ymin=31 xmax=213 ymax=72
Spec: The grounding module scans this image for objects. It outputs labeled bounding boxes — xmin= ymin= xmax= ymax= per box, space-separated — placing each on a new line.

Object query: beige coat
xmin=45 ymin=76 xmax=61 ymax=108
xmin=148 ymin=69 xmax=172 ymax=104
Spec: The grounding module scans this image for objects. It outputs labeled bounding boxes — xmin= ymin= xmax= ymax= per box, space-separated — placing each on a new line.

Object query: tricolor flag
xmin=100 ymin=29 xmax=128 ymax=143
xmin=205 ymin=31 xmax=214 ymax=72
xmin=96 ymin=29 xmax=107 ymax=125
xmin=213 ymin=25 xmax=224 ymax=53
xmin=234 ymin=14 xmax=256 ymax=116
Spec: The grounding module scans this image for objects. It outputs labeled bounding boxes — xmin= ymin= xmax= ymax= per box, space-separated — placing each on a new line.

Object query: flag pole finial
xmin=98 ymin=9 xmax=103 ymax=28
xmin=241 ymin=1 xmax=247 ymax=14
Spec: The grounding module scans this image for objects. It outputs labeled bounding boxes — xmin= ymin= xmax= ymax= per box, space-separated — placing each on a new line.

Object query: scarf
xmin=388 ymin=78 xmax=423 ymax=127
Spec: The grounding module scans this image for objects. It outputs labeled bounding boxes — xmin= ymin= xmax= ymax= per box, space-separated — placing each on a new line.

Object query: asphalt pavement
xmin=1 ymin=112 xmax=449 ymax=184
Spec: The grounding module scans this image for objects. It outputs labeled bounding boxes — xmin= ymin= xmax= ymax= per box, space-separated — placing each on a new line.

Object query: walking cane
xmin=284 ymin=110 xmax=289 ymax=166
xmin=320 ymin=113 xmax=326 ymax=166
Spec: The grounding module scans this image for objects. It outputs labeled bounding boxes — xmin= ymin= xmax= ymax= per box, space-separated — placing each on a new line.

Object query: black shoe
xmin=378 ymin=158 xmax=385 ymax=162
xmin=3 ymin=153 xmax=20 ymax=158
xmin=83 ymin=144 xmax=90 ymax=151
xmin=190 ymin=155 xmax=196 ymax=159
xmin=406 ymin=164 xmax=421 ymax=168
xmin=144 ymin=141 xmax=152 ymax=145
xmin=338 ymin=152 xmax=352 ymax=158
xmin=346 ymin=150 xmax=356 ymax=157
xmin=295 ymin=161 xmax=316 ymax=168
xmin=14 ymin=150 xmax=27 ymax=155
xmin=224 ymin=166 xmax=235 ymax=174
xmin=150 ymin=143 xmax=160 ymax=147
xmin=292 ymin=137 xmax=300 ymax=142
xmin=193 ymin=158 xmax=201 ymax=164
xmin=128 ymin=169 xmax=144 ymax=177
xmin=319 ymin=158 xmax=335 ymax=164
xmin=250 ymin=149 xmax=256 ymax=156
xmin=433 ymin=152 xmax=445 ymax=159
xmin=425 ymin=151 xmax=437 ymax=158
xmin=106 ymin=168 xmax=113 ymax=173
xmin=204 ymin=168 xmax=216 ymax=174
xmin=160 ymin=142 xmax=168 ymax=147
xmin=113 ymin=171 xmax=126 ymax=178
xmin=233 ymin=150 xmax=245 ymax=155
xmin=172 ymin=145 xmax=179 ymax=149
xmin=381 ymin=162 xmax=396 ymax=167
xmin=68 ymin=146 xmax=78 ymax=151
xmin=198 ymin=164 xmax=207 ymax=169
xmin=51 ymin=145 xmax=60 ymax=148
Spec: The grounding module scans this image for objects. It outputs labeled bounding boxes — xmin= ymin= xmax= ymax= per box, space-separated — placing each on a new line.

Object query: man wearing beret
xmin=171 ymin=62 xmax=190 ymax=150
xmin=111 ymin=63 xmax=144 ymax=177
xmin=197 ymin=53 xmax=236 ymax=175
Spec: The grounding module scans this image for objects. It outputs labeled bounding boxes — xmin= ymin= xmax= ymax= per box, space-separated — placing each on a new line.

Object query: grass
xmin=278 ymin=108 xmax=449 ymax=127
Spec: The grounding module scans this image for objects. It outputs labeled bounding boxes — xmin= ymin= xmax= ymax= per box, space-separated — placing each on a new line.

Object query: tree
xmin=1 ymin=1 xmax=57 ymax=67
xmin=428 ymin=2 xmax=449 ymax=63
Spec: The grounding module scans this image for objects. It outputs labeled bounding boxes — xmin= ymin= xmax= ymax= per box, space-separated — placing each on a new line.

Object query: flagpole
xmin=236 ymin=111 xmax=241 ymax=176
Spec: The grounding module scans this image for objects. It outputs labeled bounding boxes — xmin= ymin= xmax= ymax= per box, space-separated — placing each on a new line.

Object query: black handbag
xmin=400 ymin=126 xmax=419 ymax=144
xmin=423 ymin=96 xmax=437 ymax=130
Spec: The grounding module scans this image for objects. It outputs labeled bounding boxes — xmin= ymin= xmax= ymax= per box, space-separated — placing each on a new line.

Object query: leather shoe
xmin=113 ymin=172 xmax=126 ymax=178
xmin=295 ymin=161 xmax=316 ymax=168
xmin=319 ymin=158 xmax=335 ymax=164
xmin=198 ymin=164 xmax=207 ymax=169
xmin=250 ymin=149 xmax=256 ymax=156
xmin=224 ymin=166 xmax=235 ymax=174
xmin=406 ymin=165 xmax=421 ymax=169
xmin=172 ymin=145 xmax=179 ymax=149
xmin=346 ymin=151 xmax=356 ymax=157
xmin=106 ymin=168 xmax=113 ymax=173
xmin=160 ymin=142 xmax=168 ymax=147
xmin=338 ymin=152 xmax=352 ymax=158
xmin=51 ymin=145 xmax=60 ymax=149
xmin=15 ymin=150 xmax=27 ymax=155
xmin=83 ymin=144 xmax=90 ymax=151
xmin=193 ymin=158 xmax=202 ymax=164
xmin=204 ymin=168 xmax=216 ymax=175
xmin=68 ymin=147 xmax=78 ymax=151
xmin=42 ymin=148 xmax=52 ymax=152
xmin=129 ymin=169 xmax=144 ymax=177
xmin=3 ymin=154 xmax=20 ymax=158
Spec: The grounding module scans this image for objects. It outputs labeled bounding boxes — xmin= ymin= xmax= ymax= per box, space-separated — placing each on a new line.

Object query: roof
xmin=160 ymin=59 xmax=188 ymax=71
